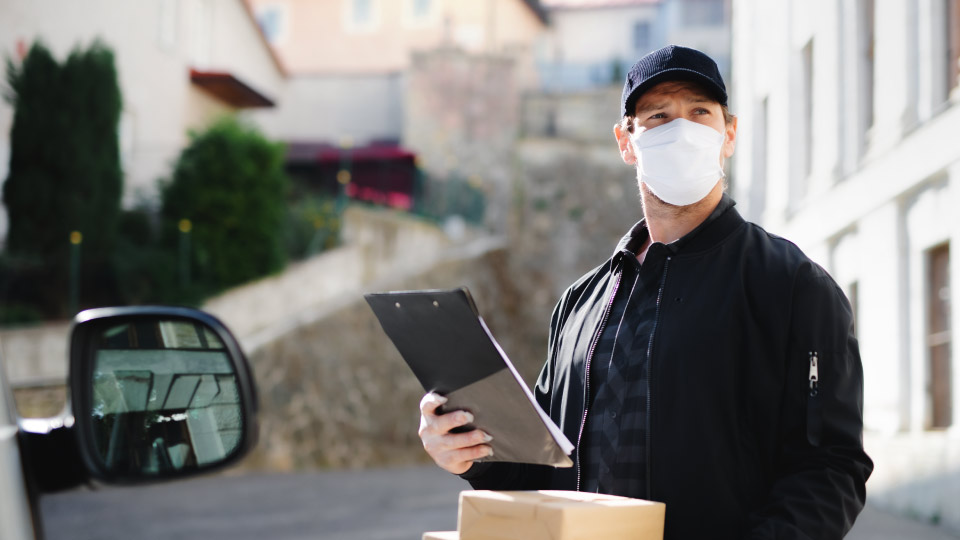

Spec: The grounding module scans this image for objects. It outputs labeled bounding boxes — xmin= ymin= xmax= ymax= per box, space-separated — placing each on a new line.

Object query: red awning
xmin=189 ymin=69 xmax=275 ymax=108
xmin=285 ymin=142 xmax=416 ymax=163
xmin=313 ymin=145 xmax=416 ymax=162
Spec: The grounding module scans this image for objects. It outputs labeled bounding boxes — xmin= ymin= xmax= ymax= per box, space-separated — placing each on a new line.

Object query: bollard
xmin=68 ymin=231 xmax=82 ymax=316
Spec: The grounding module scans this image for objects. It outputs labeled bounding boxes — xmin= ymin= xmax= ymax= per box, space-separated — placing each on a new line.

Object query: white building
xmin=732 ymin=0 xmax=960 ymax=529
xmin=0 ymin=0 xmax=285 ymax=239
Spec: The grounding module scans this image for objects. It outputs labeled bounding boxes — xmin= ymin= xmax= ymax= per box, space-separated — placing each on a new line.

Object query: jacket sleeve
xmin=458 ymin=288 xmax=572 ymax=490
xmin=744 ymin=266 xmax=873 ymax=540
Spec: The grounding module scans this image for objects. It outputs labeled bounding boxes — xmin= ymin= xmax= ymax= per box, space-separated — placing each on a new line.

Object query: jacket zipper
xmin=808 ymin=351 xmax=819 ymax=396
xmin=576 ymin=270 xmax=622 ymax=491
xmin=645 ymin=256 xmax=671 ymax=500
xmin=806 ymin=351 xmax=823 ymax=446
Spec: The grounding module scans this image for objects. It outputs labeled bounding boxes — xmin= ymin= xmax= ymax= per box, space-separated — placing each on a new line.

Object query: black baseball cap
xmin=621 ymin=45 xmax=728 ymax=118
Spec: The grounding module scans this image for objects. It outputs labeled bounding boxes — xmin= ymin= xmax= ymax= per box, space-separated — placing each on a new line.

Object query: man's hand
xmin=418 ymin=392 xmax=493 ymax=475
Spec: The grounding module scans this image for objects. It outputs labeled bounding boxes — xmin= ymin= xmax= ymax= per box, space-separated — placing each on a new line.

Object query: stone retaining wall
xmin=0 ymin=322 xmax=71 ymax=387
xmin=235 ymin=241 xmax=555 ymax=471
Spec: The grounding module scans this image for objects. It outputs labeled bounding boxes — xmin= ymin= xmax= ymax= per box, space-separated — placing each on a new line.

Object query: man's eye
xmin=649 ymin=113 xmax=667 ymax=119
xmin=694 ymin=108 xmax=710 ymax=115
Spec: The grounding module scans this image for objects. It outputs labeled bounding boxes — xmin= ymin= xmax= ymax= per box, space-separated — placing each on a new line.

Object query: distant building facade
xmin=732 ymin=0 xmax=960 ymax=529
xmin=247 ymin=0 xmax=547 ymax=147
xmin=249 ymin=0 xmax=545 ymax=75
xmin=535 ymin=0 xmax=730 ymax=93
xmin=0 ymin=0 xmax=285 ymax=239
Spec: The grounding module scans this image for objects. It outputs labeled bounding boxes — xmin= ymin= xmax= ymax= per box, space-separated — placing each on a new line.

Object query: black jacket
xmin=463 ymin=196 xmax=873 ymax=540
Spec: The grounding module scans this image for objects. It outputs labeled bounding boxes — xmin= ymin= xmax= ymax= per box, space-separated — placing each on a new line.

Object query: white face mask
xmin=630 ymin=118 xmax=726 ymax=207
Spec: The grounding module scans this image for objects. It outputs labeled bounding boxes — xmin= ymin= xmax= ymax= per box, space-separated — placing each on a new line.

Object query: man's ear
xmin=722 ymin=115 xmax=738 ymax=159
xmin=614 ymin=121 xmax=637 ymax=165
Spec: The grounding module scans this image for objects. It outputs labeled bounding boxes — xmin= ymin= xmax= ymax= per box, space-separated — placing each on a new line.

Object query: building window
xmin=158 ymin=0 xmax=178 ymax=51
xmin=191 ymin=0 xmax=212 ymax=68
xmin=848 ymin=280 xmax=859 ymax=338
xmin=412 ymin=0 xmax=431 ymax=18
xmin=633 ymin=21 xmax=651 ymax=53
xmin=256 ymin=5 xmax=287 ymax=45
xmin=681 ymin=0 xmax=725 ymax=26
xmin=931 ymin=0 xmax=955 ymax=107
xmin=353 ymin=0 xmax=373 ymax=26
xmin=404 ymin=0 xmax=437 ymax=26
xmin=789 ymin=40 xmax=813 ymax=207
xmin=749 ymin=96 xmax=768 ymax=220
xmin=857 ymin=0 xmax=875 ymax=151
xmin=346 ymin=0 xmax=379 ymax=32
xmin=927 ymin=242 xmax=952 ymax=429
xmin=801 ymin=39 xmax=814 ymax=180
xmin=946 ymin=0 xmax=960 ymax=96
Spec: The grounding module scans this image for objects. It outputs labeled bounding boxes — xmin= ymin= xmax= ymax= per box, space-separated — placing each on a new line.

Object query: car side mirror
xmin=68 ymin=306 xmax=258 ymax=483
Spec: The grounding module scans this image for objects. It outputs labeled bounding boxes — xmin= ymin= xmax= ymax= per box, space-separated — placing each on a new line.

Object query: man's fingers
xmin=434 ymin=410 xmax=474 ymax=434
xmin=449 ymin=444 xmax=494 ymax=464
xmin=418 ymin=392 xmax=493 ymax=475
xmin=436 ymin=444 xmax=494 ymax=473
xmin=449 ymin=429 xmax=492 ymax=449
xmin=424 ymin=428 xmax=492 ymax=454
xmin=419 ymin=392 xmax=448 ymax=416
xmin=421 ymin=409 xmax=476 ymax=443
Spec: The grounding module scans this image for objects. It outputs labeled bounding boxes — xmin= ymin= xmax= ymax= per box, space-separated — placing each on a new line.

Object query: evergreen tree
xmin=2 ymin=40 xmax=122 ymax=317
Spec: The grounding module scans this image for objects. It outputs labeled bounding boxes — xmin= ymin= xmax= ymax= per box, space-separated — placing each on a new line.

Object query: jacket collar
xmin=613 ymin=193 xmax=744 ymax=260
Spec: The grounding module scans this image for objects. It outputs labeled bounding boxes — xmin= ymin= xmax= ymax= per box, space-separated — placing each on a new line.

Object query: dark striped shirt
xmin=581 ymin=228 xmax=665 ymax=498
xmin=578 ymin=198 xmax=733 ymax=498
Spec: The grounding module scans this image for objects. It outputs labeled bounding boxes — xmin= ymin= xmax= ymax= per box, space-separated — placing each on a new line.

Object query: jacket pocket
xmin=806 ymin=351 xmax=823 ymax=446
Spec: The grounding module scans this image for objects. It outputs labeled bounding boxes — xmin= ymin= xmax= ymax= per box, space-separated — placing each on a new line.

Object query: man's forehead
xmin=634 ymin=81 xmax=717 ymax=109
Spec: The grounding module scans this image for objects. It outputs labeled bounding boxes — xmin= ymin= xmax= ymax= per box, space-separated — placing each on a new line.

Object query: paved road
xmin=40 ymin=465 xmax=958 ymax=539
xmin=848 ymin=506 xmax=959 ymax=540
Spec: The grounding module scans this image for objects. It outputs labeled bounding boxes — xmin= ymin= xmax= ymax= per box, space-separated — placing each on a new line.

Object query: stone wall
xmin=204 ymin=205 xmax=454 ymax=348
xmin=11 ymin=384 xmax=66 ymax=418
xmin=0 ymin=322 xmax=71 ymax=387
xmin=235 ymin=240 xmax=558 ymax=471
xmin=510 ymin=137 xmax=643 ymax=300
xmin=404 ymin=48 xmax=520 ymax=232
xmin=519 ymin=87 xmax=622 ymax=143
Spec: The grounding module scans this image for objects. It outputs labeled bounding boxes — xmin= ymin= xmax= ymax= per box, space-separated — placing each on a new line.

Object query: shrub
xmin=160 ymin=117 xmax=289 ymax=296
xmin=284 ymin=196 xmax=341 ymax=261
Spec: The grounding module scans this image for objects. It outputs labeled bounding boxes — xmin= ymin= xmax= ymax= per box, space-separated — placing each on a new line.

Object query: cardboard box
xmin=423 ymin=532 xmax=459 ymax=540
xmin=458 ymin=490 xmax=664 ymax=540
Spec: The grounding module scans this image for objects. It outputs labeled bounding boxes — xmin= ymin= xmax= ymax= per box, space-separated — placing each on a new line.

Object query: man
xmin=418 ymin=45 xmax=872 ymax=539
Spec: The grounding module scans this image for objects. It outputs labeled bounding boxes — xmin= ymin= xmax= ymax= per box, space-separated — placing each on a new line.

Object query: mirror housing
xmin=69 ymin=306 xmax=258 ymax=483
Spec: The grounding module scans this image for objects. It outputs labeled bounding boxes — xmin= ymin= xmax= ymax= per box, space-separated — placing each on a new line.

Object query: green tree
xmin=2 ymin=40 xmax=122 ymax=317
xmin=160 ymin=117 xmax=289 ymax=297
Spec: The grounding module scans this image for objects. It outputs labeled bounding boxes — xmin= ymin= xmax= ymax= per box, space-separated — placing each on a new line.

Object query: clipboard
xmin=365 ymin=287 xmax=573 ymax=468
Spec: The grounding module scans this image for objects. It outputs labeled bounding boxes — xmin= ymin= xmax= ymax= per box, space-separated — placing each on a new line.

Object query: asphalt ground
xmin=39 ymin=465 xmax=958 ymax=540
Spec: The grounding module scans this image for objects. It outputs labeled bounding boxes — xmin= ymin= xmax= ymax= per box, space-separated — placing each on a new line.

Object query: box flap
xmin=461 ymin=491 xmax=538 ymax=520
xmin=459 ymin=490 xmax=665 ymax=540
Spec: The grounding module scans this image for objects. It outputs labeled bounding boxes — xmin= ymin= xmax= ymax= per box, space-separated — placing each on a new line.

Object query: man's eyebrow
xmin=635 ymin=101 xmax=669 ymax=114
xmin=635 ymin=94 xmax=714 ymax=115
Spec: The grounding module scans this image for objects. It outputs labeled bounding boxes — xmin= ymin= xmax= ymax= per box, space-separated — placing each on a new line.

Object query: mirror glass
xmin=89 ymin=318 xmax=243 ymax=476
